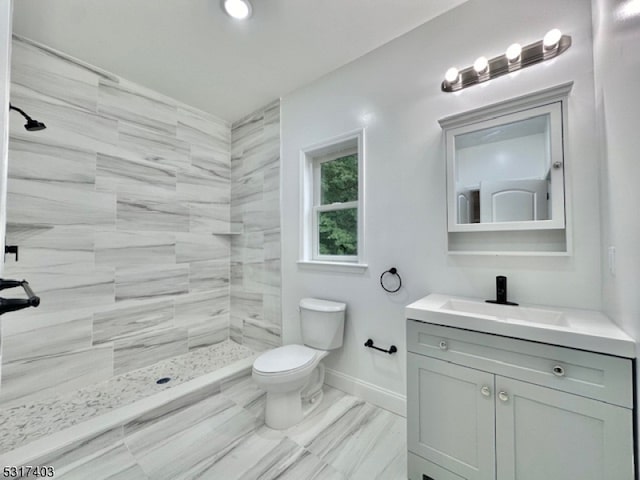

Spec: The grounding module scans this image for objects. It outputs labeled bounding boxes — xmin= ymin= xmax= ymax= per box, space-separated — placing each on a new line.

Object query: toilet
xmin=252 ymin=297 xmax=346 ymax=430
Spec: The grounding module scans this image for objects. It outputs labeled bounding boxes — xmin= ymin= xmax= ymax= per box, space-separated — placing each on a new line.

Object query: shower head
xmin=24 ymin=118 xmax=46 ymax=131
xmin=9 ymin=104 xmax=46 ymax=132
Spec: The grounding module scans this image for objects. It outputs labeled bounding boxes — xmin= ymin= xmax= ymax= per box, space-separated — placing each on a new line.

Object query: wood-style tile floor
xmin=53 ymin=376 xmax=407 ymax=479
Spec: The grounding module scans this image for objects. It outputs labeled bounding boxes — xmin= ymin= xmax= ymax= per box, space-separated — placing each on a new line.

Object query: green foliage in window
xmin=321 ymin=154 xmax=358 ymax=204
xmin=318 ymin=153 xmax=358 ymax=256
xmin=319 ymin=209 xmax=357 ymax=256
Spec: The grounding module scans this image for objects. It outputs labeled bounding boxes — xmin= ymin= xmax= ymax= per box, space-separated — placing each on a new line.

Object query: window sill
xmin=297 ymin=260 xmax=368 ymax=273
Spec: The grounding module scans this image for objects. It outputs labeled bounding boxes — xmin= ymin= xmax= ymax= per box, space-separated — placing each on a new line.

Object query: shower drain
xmin=156 ymin=377 xmax=171 ymax=385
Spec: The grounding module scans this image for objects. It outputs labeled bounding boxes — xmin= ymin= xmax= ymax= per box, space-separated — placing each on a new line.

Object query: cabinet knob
xmin=552 ymin=365 xmax=565 ymax=377
xmin=438 ymin=340 xmax=448 ymax=351
xmin=553 ymin=161 xmax=563 ymax=169
xmin=480 ymin=386 xmax=491 ymax=397
xmin=498 ymin=391 xmax=509 ymax=402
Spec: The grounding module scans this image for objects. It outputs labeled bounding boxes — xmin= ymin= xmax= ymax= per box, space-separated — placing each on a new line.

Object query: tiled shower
xmin=0 ymin=36 xmax=281 ymax=409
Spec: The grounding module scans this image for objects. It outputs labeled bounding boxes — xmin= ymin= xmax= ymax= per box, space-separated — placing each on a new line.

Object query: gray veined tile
xmin=54 ymin=442 xmax=149 ymax=480
xmin=189 ymin=259 xmax=230 ymax=293
xmin=240 ymin=200 xmax=268 ymax=233
xmin=302 ymin=400 xmax=407 ymax=480
xmin=188 ymin=201 xmax=230 ymax=234
xmin=197 ymin=431 xmax=303 ymax=479
xmin=113 ymin=327 xmax=188 ymax=375
xmin=1 ymin=264 xmax=115 ymax=313
xmin=96 ymin=230 xmax=176 ymax=267
xmin=1 ymin=309 xmax=93 ymax=363
xmin=177 ymin=104 xmax=229 ymax=148
xmin=187 ymin=322 xmax=229 ymax=350
xmin=173 ymin=289 xmax=229 ymax=330
xmin=30 ymin=426 xmax=125 ymax=472
xmin=96 ymin=152 xmax=176 ymax=192
xmin=115 ymin=264 xmax=189 ymax=301
xmin=231 ymin=110 xmax=264 ymax=159
xmin=8 ymin=136 xmax=96 ymax=187
xmin=190 ymin=143 xmax=230 ymax=180
xmin=220 ymin=374 xmax=266 ymax=419
xmin=93 ymin=299 xmax=175 ymax=345
xmin=116 ymin=185 xmax=189 ymax=233
xmin=2 ymin=226 xmax=94 ymax=268
xmin=98 ymin=79 xmax=177 ymax=136
xmin=176 ymin=232 xmax=229 ymax=263
xmin=117 ymin=121 xmax=190 ymax=172
xmin=177 ymin=168 xmax=230 ymax=204
xmin=125 ymin=393 xmax=258 ymax=480
xmin=231 ymin=289 xmax=262 ymax=323
xmin=9 ymin=84 xmax=119 ymax=155
xmin=11 ymin=36 xmax=101 ymax=113
xmin=7 ymin=178 xmax=116 ymax=228
xmin=241 ymin=318 xmax=281 ymax=352
xmin=0 ymin=344 xmax=113 ymax=408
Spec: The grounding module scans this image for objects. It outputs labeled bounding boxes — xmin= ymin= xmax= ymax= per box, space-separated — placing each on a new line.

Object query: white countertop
xmin=406 ymin=293 xmax=636 ymax=358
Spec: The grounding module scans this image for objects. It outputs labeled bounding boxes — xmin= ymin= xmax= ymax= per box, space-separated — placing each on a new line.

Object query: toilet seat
xmin=253 ymin=344 xmax=318 ymax=375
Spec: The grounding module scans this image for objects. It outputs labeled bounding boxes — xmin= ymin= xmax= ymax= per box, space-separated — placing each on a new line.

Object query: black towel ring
xmin=380 ymin=267 xmax=402 ymax=293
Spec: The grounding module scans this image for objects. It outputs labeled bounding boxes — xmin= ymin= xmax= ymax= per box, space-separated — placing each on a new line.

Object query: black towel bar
xmin=364 ymin=338 xmax=397 ymax=355
xmin=0 ymin=279 xmax=40 ymax=315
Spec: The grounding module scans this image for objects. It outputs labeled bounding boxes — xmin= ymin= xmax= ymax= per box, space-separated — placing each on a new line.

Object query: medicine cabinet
xmin=439 ymin=82 xmax=573 ymax=233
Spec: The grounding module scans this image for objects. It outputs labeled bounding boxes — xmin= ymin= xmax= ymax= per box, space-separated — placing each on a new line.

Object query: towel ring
xmin=380 ymin=267 xmax=402 ymax=293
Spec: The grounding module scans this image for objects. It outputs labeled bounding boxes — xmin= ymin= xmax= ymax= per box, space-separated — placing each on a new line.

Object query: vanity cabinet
xmin=407 ymin=320 xmax=634 ymax=480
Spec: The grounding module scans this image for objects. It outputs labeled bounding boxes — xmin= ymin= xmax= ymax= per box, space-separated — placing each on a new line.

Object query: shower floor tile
xmin=0 ymin=339 xmax=255 ymax=453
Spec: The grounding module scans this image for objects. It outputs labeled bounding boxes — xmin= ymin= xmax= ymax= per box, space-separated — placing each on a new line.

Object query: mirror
xmin=443 ymin=98 xmax=567 ymax=233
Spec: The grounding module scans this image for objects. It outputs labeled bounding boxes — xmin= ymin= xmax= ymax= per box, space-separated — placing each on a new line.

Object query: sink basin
xmin=405 ymin=293 xmax=636 ymax=358
xmin=441 ymin=298 xmax=568 ymax=326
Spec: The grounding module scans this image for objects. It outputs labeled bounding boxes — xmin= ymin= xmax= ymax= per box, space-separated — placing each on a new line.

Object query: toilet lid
xmin=253 ymin=345 xmax=317 ymax=374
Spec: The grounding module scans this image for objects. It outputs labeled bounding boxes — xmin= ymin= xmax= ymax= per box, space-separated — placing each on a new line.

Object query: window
xmin=301 ymin=130 xmax=365 ymax=267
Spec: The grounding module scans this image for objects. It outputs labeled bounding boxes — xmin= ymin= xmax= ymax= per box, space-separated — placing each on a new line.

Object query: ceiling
xmin=12 ymin=0 xmax=468 ymax=122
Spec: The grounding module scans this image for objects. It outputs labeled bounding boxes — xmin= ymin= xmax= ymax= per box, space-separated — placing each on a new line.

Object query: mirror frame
xmin=439 ymin=82 xmax=573 ymax=233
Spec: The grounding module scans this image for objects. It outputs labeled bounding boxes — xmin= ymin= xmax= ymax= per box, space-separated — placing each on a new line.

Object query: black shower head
xmin=9 ymin=104 xmax=46 ymax=132
xmin=24 ymin=118 xmax=46 ymax=131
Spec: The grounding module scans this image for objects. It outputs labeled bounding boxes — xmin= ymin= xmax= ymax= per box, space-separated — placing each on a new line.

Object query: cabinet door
xmin=495 ymin=377 xmax=634 ymax=480
xmin=407 ymin=353 xmax=496 ymax=480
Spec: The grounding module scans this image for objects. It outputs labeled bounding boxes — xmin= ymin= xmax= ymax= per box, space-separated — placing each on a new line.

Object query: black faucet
xmin=486 ymin=275 xmax=518 ymax=306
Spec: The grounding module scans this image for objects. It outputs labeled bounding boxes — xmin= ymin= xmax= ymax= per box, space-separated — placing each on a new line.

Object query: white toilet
xmin=252 ymin=297 xmax=346 ymax=430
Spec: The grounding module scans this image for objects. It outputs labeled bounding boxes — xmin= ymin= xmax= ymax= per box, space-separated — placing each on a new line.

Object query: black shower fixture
xmin=9 ymin=104 xmax=46 ymax=131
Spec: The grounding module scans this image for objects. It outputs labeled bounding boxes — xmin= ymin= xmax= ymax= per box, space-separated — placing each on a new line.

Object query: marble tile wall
xmin=230 ymin=100 xmax=282 ymax=351
xmin=0 ymin=36 xmax=234 ymax=407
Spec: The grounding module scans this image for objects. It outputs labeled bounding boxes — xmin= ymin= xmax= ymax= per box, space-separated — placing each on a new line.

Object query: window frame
xmin=300 ymin=129 xmax=365 ymax=267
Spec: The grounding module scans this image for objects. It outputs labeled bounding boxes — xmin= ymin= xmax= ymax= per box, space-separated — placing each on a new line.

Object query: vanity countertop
xmin=406 ymin=293 xmax=636 ymax=358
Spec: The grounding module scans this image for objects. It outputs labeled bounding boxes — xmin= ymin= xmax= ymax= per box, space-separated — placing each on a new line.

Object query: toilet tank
xmin=299 ymin=298 xmax=346 ymax=350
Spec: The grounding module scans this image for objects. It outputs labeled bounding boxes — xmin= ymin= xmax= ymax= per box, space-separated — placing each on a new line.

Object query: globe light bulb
xmin=543 ymin=29 xmax=562 ymax=50
xmin=506 ymin=43 xmax=522 ymax=62
xmin=445 ymin=67 xmax=460 ymax=84
xmin=473 ymin=56 xmax=489 ymax=74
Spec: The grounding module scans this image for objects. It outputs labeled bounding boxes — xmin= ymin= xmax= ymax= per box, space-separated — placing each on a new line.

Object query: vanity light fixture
xmin=441 ymin=29 xmax=571 ymax=92
xmin=222 ymin=0 xmax=252 ymax=20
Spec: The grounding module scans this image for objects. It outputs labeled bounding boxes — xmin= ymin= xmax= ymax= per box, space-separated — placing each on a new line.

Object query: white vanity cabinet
xmin=406 ymin=320 xmax=635 ymax=480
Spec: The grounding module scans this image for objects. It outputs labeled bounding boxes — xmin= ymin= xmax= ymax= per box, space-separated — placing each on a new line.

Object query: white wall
xmin=0 ymin=0 xmax=12 ymax=279
xmin=281 ymin=0 xmax=601 ymax=408
xmin=591 ymin=0 xmax=640 ymax=459
xmin=593 ymin=0 xmax=640 ymax=346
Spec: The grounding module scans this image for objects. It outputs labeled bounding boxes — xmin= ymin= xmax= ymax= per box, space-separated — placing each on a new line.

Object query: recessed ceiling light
xmin=222 ymin=0 xmax=252 ymax=20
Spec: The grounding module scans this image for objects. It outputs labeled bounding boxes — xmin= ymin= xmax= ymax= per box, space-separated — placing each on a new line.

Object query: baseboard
xmin=324 ymin=368 xmax=406 ymax=417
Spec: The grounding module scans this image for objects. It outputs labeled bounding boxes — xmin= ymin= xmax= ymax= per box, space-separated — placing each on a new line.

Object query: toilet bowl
xmin=252 ymin=298 xmax=346 ymax=430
